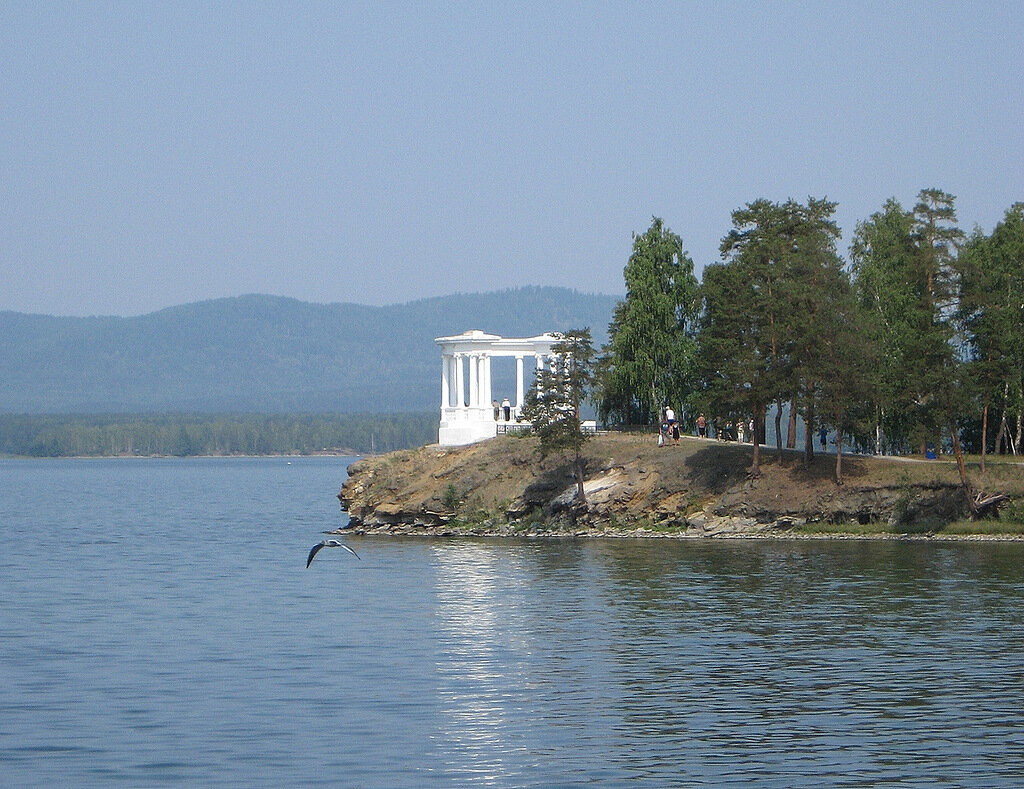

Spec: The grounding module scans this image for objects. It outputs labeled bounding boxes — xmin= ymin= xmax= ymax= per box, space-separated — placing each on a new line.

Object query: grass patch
xmin=648 ymin=519 xmax=688 ymax=534
xmin=792 ymin=517 xmax=1024 ymax=537
xmin=792 ymin=522 xmax=890 ymax=536
xmin=1002 ymin=500 xmax=1024 ymax=525
xmin=604 ymin=512 xmax=628 ymax=532
xmin=939 ymin=519 xmax=1024 ymax=536
xmin=793 ymin=520 xmax=941 ymax=536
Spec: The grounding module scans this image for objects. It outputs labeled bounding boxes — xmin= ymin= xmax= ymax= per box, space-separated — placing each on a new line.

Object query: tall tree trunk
xmin=775 ymin=399 xmax=784 ymax=463
xmin=997 ymin=381 xmax=1010 ymax=454
xmin=981 ymin=394 xmax=989 ymax=473
xmin=574 ymin=452 xmax=587 ymax=505
xmin=1014 ymin=409 xmax=1022 ymax=456
xmin=835 ymin=425 xmax=844 ymax=485
xmin=804 ymin=399 xmax=815 ymax=466
xmin=950 ymin=427 xmax=974 ymax=514
xmin=786 ymin=399 xmax=797 ymax=448
xmin=994 ymin=413 xmax=1006 ymax=455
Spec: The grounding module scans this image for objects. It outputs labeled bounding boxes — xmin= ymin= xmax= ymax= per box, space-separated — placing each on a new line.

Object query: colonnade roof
xmin=435 ymin=329 xmax=558 ymax=356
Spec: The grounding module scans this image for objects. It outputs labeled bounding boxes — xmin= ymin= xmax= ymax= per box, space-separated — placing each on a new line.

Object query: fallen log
xmin=973 ymin=491 xmax=1010 ymax=517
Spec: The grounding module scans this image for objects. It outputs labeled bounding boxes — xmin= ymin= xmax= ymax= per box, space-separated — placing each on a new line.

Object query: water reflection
xmin=595 ymin=540 xmax=1024 ymax=785
xmin=428 ymin=538 xmax=1024 ymax=786
xmin=430 ymin=542 xmax=544 ymax=783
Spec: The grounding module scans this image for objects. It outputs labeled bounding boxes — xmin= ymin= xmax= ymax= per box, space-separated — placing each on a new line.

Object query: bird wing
xmin=339 ymin=543 xmax=360 ymax=560
xmin=306 ymin=542 xmax=325 ymax=568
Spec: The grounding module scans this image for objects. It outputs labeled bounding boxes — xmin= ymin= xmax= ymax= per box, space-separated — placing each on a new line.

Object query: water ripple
xmin=2 ymin=460 xmax=1023 ymax=786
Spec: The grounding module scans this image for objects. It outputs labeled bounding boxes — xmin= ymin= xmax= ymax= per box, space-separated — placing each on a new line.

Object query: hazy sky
xmin=2 ymin=2 xmax=1022 ymax=317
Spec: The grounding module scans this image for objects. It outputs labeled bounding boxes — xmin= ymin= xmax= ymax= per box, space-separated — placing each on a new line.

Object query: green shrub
xmin=1003 ymin=499 xmax=1024 ymax=525
xmin=442 ymin=483 xmax=460 ymax=511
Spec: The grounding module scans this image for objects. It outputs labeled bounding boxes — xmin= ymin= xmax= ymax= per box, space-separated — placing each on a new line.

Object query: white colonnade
xmin=436 ymin=330 xmax=558 ymax=447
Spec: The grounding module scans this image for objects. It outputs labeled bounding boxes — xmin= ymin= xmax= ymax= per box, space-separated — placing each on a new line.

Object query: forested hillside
xmin=0 ymin=287 xmax=617 ymax=413
xmin=0 ymin=413 xmax=436 ymax=457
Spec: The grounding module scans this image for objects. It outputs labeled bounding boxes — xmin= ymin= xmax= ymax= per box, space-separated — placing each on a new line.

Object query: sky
xmin=2 ymin=2 xmax=1022 ymax=317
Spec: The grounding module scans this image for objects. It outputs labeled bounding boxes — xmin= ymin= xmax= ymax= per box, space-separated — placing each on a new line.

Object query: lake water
xmin=2 ymin=457 xmax=1023 ymax=787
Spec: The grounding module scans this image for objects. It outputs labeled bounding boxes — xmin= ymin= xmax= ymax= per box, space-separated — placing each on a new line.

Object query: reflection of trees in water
xmin=425 ymin=538 xmax=1024 ymax=783
xmin=587 ymin=539 xmax=1024 ymax=773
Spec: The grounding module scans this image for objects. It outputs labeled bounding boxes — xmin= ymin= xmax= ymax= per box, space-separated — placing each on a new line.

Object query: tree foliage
xmin=696 ymin=197 xmax=864 ymax=479
xmin=851 ymin=189 xmax=967 ymax=460
xmin=0 ymin=413 xmax=437 ymax=457
xmin=850 ymin=199 xmax=920 ymax=453
xmin=957 ymin=204 xmax=1024 ymax=467
xmin=520 ymin=329 xmax=596 ymax=504
xmin=598 ymin=218 xmax=700 ymax=426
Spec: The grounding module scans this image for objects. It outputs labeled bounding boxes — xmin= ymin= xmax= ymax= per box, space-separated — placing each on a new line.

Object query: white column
xmin=480 ymin=354 xmax=491 ymax=408
xmin=455 ymin=354 xmax=465 ymax=408
xmin=515 ymin=356 xmax=524 ymax=408
xmin=441 ymin=353 xmax=450 ymax=409
xmin=468 ymin=353 xmax=478 ymax=408
xmin=452 ymin=356 xmax=460 ymax=407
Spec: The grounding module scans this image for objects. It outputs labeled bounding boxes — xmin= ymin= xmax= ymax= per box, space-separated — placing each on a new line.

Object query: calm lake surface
xmin=2 ymin=457 xmax=1023 ymax=787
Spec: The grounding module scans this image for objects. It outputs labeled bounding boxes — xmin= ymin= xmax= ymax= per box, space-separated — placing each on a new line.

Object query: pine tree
xmin=697 ymin=259 xmax=773 ymax=475
xmin=913 ymin=188 xmax=964 ymax=316
xmin=520 ymin=329 xmax=596 ymax=505
xmin=809 ymin=265 xmax=877 ymax=484
xmin=700 ymin=197 xmax=847 ymax=474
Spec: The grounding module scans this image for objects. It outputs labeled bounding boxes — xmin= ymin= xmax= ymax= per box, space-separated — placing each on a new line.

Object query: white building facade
xmin=436 ymin=330 xmax=558 ymax=447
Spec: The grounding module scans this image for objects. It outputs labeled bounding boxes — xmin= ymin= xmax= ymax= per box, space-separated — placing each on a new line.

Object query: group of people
xmin=658 ymin=406 xmax=681 ymax=446
xmin=713 ymin=419 xmax=752 ymax=443
xmin=492 ymin=398 xmax=513 ymax=421
xmin=659 ymin=409 xmax=756 ymax=445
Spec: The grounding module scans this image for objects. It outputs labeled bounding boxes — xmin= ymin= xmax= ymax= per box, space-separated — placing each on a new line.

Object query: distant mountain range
xmin=0 ymin=288 xmax=619 ymax=413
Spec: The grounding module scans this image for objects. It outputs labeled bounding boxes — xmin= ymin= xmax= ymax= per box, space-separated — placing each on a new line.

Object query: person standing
xmin=696 ymin=413 xmax=707 ymax=438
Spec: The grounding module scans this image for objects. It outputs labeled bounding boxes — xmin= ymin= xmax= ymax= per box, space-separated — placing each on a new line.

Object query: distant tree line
xmin=594 ymin=192 xmax=1024 ymax=485
xmin=0 ymin=413 xmax=437 ymax=457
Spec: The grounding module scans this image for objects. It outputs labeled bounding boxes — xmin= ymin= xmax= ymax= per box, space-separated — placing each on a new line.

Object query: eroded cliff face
xmin=338 ymin=433 xmax=978 ymax=537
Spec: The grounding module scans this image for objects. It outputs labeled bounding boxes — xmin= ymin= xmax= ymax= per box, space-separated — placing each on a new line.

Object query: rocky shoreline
xmin=329 ymin=523 xmax=1023 ymax=541
xmin=337 ymin=433 xmax=1023 ymax=540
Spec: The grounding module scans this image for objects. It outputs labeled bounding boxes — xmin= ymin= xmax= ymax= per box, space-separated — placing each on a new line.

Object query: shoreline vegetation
xmin=0 ymin=412 xmax=436 ymax=458
xmin=337 ymin=433 xmax=1024 ymax=541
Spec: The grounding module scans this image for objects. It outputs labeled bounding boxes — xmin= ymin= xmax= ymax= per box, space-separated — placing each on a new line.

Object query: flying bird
xmin=306 ymin=539 xmax=360 ymax=568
